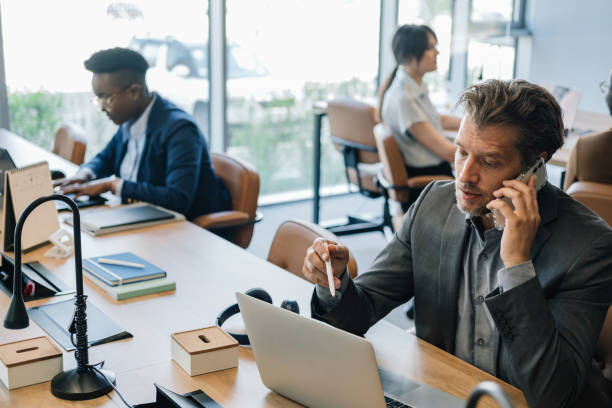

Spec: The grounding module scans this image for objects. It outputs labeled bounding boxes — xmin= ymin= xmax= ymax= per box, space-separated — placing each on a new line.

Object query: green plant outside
xmin=229 ymin=77 xmax=377 ymax=195
xmin=8 ymin=90 xmax=63 ymax=151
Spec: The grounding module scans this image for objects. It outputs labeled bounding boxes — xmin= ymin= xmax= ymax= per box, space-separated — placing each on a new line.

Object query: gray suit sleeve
xmin=314 ymin=269 xmax=351 ymax=311
xmin=485 ymin=231 xmax=612 ymax=408
xmin=311 ymin=182 xmax=436 ymax=335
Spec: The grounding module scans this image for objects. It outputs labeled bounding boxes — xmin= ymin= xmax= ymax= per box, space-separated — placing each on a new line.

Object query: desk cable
xmin=70 ymin=332 xmax=134 ymax=408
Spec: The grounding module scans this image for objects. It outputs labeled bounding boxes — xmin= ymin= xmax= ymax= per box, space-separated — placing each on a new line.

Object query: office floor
xmin=245 ymin=165 xmax=564 ymax=332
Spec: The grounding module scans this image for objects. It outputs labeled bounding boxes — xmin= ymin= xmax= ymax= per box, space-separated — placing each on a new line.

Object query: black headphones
xmin=216 ymin=288 xmax=299 ymax=345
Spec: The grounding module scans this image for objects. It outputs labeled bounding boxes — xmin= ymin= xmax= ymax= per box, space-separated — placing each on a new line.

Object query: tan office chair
xmin=193 ymin=152 xmax=262 ymax=249
xmin=53 ymin=124 xmax=87 ymax=165
xmin=374 ymin=123 xmax=454 ymax=231
xmin=566 ymin=182 xmax=612 ymax=226
xmin=566 ymin=184 xmax=612 ymax=387
xmin=325 ymin=97 xmax=388 ymax=236
xmin=267 ymin=219 xmax=358 ymax=280
xmin=562 ymin=129 xmax=612 ymax=191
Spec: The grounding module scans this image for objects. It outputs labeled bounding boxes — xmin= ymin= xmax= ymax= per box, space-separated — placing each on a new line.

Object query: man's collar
xmin=122 ymin=92 xmax=157 ymax=142
xmin=536 ymin=182 xmax=559 ymax=225
xmin=129 ymin=93 xmax=157 ymax=139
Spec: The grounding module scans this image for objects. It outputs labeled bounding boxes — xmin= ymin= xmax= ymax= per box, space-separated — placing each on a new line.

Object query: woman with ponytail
xmin=378 ymin=24 xmax=460 ymax=177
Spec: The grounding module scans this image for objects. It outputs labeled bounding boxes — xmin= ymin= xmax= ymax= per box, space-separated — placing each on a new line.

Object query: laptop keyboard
xmin=385 ymin=395 xmax=415 ymax=408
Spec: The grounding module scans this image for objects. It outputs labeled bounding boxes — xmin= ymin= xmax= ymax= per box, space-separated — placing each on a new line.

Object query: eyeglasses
xmin=92 ymin=87 xmax=129 ymax=107
xmin=599 ymin=81 xmax=610 ymax=94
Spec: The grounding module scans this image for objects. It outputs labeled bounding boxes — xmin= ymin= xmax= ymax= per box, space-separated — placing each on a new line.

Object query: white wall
xmin=525 ymin=0 xmax=612 ymax=114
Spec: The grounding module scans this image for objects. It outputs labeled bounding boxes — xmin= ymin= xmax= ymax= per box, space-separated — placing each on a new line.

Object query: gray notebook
xmin=29 ymin=298 xmax=132 ymax=350
xmin=66 ymin=203 xmax=184 ymax=235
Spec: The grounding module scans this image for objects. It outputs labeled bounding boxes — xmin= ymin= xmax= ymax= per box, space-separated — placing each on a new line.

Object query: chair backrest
xmin=327 ymin=97 xmax=379 ymax=163
xmin=563 ymin=129 xmax=612 ymax=191
xmin=566 ymin=181 xmax=612 ymax=382
xmin=53 ymin=124 xmax=87 ymax=165
xmin=267 ymin=219 xmax=358 ymax=280
xmin=566 ymin=181 xmax=612 ymax=226
xmin=327 ymin=97 xmax=381 ymax=194
xmin=211 ymin=152 xmax=260 ymax=248
xmin=373 ymin=123 xmax=411 ymax=202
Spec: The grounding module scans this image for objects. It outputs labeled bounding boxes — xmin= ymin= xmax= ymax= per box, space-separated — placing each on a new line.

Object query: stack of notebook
xmin=83 ymin=252 xmax=175 ymax=300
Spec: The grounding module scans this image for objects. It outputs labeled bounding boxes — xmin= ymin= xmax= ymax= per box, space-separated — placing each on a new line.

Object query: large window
xmin=398 ymin=0 xmax=454 ymax=107
xmin=1 ymin=0 xmax=209 ymax=159
xmin=465 ymin=0 xmax=525 ymax=85
xmin=1 ymin=1 xmax=536 ymax=205
xmin=225 ymin=0 xmax=380 ymax=199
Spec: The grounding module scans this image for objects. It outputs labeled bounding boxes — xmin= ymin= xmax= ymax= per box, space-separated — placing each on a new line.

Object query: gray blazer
xmin=313 ymin=181 xmax=612 ymax=408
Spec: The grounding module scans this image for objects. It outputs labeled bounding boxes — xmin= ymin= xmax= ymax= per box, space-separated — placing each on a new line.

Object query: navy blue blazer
xmin=83 ymin=94 xmax=230 ymax=220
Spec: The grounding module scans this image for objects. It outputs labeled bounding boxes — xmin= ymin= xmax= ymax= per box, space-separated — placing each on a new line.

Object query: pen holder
xmin=0 ymin=336 xmax=63 ymax=389
xmin=171 ymin=326 xmax=238 ymax=376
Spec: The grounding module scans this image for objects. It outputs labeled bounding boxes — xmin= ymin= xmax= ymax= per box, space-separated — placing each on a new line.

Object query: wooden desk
xmin=549 ymin=111 xmax=612 ymax=168
xmin=0 ymin=129 xmax=527 ymax=407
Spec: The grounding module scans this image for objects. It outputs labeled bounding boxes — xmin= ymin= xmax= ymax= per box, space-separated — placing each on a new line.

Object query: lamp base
xmin=50 ymin=367 xmax=115 ymax=400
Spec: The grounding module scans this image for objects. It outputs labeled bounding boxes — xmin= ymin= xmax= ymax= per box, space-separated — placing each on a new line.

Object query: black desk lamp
xmin=465 ymin=381 xmax=515 ymax=408
xmin=3 ymin=194 xmax=116 ymax=400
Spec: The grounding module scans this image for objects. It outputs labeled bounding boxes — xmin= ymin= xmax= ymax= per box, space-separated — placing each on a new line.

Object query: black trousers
xmin=405 ymin=161 xmax=454 ymax=177
xmin=401 ymin=162 xmax=454 ymax=212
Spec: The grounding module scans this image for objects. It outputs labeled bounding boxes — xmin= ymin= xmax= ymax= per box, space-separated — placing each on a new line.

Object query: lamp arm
xmin=12 ymin=194 xmax=83 ymax=298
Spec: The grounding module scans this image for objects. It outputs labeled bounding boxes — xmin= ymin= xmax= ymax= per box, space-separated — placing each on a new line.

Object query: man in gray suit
xmin=303 ymin=80 xmax=612 ymax=408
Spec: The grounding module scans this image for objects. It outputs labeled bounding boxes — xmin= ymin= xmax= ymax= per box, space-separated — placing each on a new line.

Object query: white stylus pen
xmin=324 ymin=243 xmax=335 ymax=296
xmin=96 ymin=258 xmax=145 ymax=269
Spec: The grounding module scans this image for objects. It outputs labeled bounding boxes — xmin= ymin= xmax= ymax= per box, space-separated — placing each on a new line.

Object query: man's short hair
xmin=458 ymin=79 xmax=565 ymax=167
xmin=84 ymin=47 xmax=149 ymax=88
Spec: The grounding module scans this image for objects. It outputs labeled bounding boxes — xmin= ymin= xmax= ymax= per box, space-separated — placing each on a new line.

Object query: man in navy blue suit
xmin=57 ymin=47 xmax=230 ymax=220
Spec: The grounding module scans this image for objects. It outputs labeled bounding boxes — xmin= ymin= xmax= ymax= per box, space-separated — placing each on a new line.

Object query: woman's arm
xmin=409 ymin=121 xmax=456 ymax=163
xmin=440 ymin=114 xmax=461 ymax=131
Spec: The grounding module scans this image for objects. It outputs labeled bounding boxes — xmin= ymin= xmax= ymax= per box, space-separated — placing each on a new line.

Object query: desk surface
xmin=0 ymin=129 xmax=527 ymax=408
xmin=549 ymin=111 xmax=612 ymax=167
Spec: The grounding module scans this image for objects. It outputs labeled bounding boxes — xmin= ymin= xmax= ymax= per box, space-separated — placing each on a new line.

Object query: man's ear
xmin=128 ymin=83 xmax=142 ymax=99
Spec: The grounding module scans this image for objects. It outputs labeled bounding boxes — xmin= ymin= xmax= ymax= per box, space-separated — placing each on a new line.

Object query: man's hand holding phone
xmin=302 ymin=238 xmax=349 ymax=290
xmin=486 ymin=174 xmax=541 ymax=268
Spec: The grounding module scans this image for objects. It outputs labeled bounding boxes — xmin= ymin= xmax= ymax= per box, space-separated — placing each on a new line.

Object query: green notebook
xmin=85 ymin=271 xmax=176 ymax=300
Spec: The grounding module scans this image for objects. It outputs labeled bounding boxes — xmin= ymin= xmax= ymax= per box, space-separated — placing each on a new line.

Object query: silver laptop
xmin=236 ymin=292 xmax=465 ymax=408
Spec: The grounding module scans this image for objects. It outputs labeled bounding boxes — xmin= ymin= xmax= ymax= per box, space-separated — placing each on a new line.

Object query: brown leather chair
xmin=565 ymin=179 xmax=612 ymax=390
xmin=325 ymin=97 xmax=387 ymax=236
xmin=566 ymin=181 xmax=612 ymax=226
xmin=563 ymin=129 xmax=612 ymax=191
xmin=53 ymin=124 xmax=87 ymax=165
xmin=193 ymin=152 xmax=261 ymax=249
xmin=267 ymin=219 xmax=358 ymax=280
xmin=374 ymin=123 xmax=454 ymax=231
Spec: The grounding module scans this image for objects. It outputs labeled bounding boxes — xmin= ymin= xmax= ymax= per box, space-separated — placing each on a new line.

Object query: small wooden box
xmin=171 ymin=326 xmax=238 ymax=376
xmin=0 ymin=336 xmax=63 ymax=389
